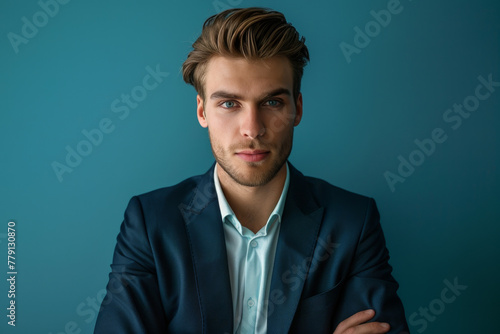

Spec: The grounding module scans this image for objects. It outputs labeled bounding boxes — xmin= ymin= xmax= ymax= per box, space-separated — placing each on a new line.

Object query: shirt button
xmin=247 ymin=298 xmax=255 ymax=308
xmin=250 ymin=240 xmax=258 ymax=248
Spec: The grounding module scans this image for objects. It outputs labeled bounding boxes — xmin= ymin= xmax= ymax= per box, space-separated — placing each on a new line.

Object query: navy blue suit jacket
xmin=94 ymin=163 xmax=409 ymax=333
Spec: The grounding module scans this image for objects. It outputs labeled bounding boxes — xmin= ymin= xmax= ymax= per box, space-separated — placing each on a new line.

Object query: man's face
xmin=197 ymin=55 xmax=303 ymax=187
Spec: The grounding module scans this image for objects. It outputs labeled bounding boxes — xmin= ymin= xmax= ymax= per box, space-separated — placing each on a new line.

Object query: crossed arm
xmin=334 ymin=309 xmax=391 ymax=334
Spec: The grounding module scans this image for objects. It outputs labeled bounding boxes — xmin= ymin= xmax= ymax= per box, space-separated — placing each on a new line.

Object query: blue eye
xmin=266 ymin=100 xmax=280 ymax=107
xmin=222 ymin=101 xmax=236 ymax=108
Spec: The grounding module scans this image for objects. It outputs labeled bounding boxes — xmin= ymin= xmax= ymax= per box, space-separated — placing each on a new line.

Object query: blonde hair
xmin=182 ymin=7 xmax=309 ymax=101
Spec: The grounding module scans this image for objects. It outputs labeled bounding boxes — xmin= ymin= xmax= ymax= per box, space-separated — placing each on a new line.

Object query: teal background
xmin=1 ymin=0 xmax=498 ymax=333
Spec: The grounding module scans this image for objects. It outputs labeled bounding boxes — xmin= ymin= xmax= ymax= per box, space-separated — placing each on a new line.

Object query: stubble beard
xmin=209 ymin=128 xmax=293 ymax=187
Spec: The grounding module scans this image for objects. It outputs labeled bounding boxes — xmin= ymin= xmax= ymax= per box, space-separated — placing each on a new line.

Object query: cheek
xmin=265 ymin=113 xmax=295 ymax=138
xmin=210 ymin=115 xmax=239 ymax=133
xmin=208 ymin=120 xmax=234 ymax=145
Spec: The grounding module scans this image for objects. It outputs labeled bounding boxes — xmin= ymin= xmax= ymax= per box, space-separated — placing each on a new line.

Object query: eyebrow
xmin=209 ymin=88 xmax=291 ymax=101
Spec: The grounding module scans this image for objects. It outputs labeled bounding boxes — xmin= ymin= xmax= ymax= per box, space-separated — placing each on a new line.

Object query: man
xmin=94 ymin=7 xmax=409 ymax=334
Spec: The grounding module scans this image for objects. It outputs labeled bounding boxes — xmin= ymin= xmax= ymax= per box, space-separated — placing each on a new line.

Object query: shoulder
xmin=303 ymin=175 xmax=370 ymax=202
xmin=306 ymin=175 xmax=375 ymax=219
xmin=288 ymin=164 xmax=378 ymax=235
xmin=127 ymin=166 xmax=214 ymax=218
xmin=289 ymin=164 xmax=373 ymax=211
xmin=117 ymin=167 xmax=215 ymax=240
xmin=290 ymin=168 xmax=382 ymax=251
xmin=137 ymin=174 xmax=203 ymax=203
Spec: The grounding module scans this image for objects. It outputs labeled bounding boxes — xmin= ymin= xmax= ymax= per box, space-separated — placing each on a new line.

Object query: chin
xmin=230 ymin=161 xmax=285 ymax=187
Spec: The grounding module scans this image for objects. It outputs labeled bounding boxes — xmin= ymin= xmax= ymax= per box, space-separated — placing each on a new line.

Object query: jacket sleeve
xmin=94 ymin=196 xmax=168 ymax=333
xmin=332 ymin=199 xmax=409 ymax=333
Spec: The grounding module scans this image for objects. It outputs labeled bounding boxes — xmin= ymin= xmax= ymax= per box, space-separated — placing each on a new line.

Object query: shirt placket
xmin=239 ymin=236 xmax=261 ymax=333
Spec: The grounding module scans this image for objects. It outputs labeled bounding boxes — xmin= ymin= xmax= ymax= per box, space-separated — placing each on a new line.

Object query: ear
xmin=197 ymin=95 xmax=208 ymax=128
xmin=293 ymin=93 xmax=303 ymax=126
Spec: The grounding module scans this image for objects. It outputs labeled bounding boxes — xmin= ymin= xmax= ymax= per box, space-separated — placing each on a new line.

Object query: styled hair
xmin=182 ymin=7 xmax=309 ymax=101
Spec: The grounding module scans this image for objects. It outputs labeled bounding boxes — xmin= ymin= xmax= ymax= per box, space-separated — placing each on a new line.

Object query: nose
xmin=240 ymin=105 xmax=265 ymax=139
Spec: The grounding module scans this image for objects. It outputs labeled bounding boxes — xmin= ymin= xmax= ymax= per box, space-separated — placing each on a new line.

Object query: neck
xmin=217 ymin=163 xmax=287 ymax=233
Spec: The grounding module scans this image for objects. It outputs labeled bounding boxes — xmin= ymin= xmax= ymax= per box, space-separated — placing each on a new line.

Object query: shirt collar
xmin=213 ymin=162 xmax=290 ymax=235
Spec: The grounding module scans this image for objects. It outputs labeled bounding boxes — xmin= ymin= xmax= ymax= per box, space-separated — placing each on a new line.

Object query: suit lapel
xmin=267 ymin=164 xmax=325 ymax=333
xmin=180 ymin=164 xmax=233 ymax=334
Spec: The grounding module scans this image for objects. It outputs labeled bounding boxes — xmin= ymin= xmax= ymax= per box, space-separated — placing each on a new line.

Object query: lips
xmin=235 ymin=150 xmax=270 ymax=162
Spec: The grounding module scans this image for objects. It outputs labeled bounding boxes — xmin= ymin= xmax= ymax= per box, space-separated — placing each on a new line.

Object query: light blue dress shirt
xmin=213 ymin=163 xmax=290 ymax=334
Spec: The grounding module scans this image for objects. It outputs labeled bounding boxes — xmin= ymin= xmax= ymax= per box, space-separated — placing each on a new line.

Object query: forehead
xmin=203 ymin=56 xmax=293 ymax=96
